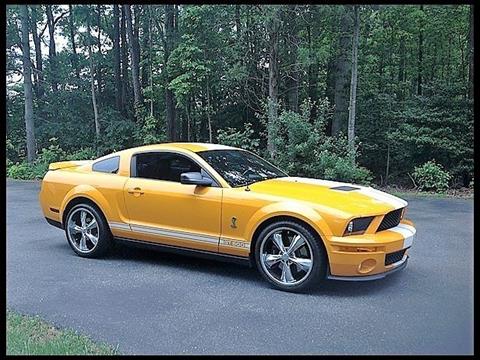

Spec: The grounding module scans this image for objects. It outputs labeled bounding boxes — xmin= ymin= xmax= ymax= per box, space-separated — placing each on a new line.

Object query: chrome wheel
xmin=66 ymin=208 xmax=99 ymax=254
xmin=259 ymin=227 xmax=314 ymax=286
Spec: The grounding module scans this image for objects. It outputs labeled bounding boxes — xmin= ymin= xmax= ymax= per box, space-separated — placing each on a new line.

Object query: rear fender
xmin=60 ymin=184 xmax=112 ymax=224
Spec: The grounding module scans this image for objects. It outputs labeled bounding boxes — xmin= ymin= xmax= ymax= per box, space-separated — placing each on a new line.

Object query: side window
xmin=92 ymin=156 xmax=120 ymax=174
xmin=133 ymin=152 xmax=202 ymax=182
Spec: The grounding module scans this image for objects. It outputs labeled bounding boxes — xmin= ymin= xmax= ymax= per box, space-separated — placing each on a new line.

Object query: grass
xmin=6 ymin=310 xmax=118 ymax=355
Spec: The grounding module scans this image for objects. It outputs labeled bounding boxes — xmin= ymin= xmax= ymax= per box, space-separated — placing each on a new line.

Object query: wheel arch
xmin=60 ymin=185 xmax=111 ymax=226
xmin=248 ymin=213 xmax=331 ymax=267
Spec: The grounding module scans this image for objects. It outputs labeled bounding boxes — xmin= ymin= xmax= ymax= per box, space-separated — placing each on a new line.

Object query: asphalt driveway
xmin=6 ymin=179 xmax=473 ymax=354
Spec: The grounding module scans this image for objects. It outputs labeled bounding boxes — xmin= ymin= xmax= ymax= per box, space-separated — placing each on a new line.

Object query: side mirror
xmin=180 ymin=172 xmax=213 ymax=186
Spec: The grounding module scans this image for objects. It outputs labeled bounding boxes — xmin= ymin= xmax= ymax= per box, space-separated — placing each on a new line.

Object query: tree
xmin=468 ymin=5 xmax=473 ymax=99
xmin=347 ymin=5 xmax=360 ymax=158
xmin=267 ymin=6 xmax=282 ymax=159
xmin=19 ymin=5 xmax=37 ymax=163
xmin=113 ymin=5 xmax=122 ymax=110
xmin=124 ymin=5 xmax=143 ymax=107
xmin=332 ymin=6 xmax=352 ymax=136
xmin=85 ymin=8 xmax=100 ymax=145
xmin=30 ymin=5 xmax=44 ymax=98
xmin=416 ymin=5 xmax=424 ymax=96
xmin=67 ymin=5 xmax=80 ymax=79
xmin=164 ymin=4 xmax=177 ymax=141
xmin=45 ymin=5 xmax=58 ymax=92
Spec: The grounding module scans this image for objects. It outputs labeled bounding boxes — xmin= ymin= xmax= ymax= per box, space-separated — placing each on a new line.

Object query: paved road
xmin=7 ymin=179 xmax=473 ymax=355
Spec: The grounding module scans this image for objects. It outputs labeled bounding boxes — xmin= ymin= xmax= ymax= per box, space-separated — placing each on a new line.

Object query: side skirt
xmin=114 ymin=236 xmax=253 ymax=267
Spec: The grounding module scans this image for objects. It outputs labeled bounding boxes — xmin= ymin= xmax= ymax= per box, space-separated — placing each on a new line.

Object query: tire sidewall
xmin=254 ymin=220 xmax=326 ymax=292
xmin=65 ymin=203 xmax=112 ymax=258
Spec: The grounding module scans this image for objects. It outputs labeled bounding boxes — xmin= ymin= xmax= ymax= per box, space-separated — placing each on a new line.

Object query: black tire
xmin=64 ymin=203 xmax=112 ymax=258
xmin=254 ymin=220 xmax=327 ymax=292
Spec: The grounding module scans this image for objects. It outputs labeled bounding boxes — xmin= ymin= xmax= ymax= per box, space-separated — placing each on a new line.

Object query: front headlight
xmin=343 ymin=216 xmax=374 ymax=236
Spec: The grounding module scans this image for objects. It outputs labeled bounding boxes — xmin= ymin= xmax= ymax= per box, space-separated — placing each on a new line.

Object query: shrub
xmin=412 ymin=160 xmax=451 ymax=192
xmin=271 ymin=99 xmax=373 ymax=185
xmin=7 ymin=162 xmax=35 ymax=179
xmin=217 ymin=123 xmax=259 ymax=152
xmin=65 ymin=148 xmax=97 ymax=161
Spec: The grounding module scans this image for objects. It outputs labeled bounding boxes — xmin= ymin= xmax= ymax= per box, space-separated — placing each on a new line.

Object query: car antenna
xmin=245 ymin=184 xmax=251 ymax=192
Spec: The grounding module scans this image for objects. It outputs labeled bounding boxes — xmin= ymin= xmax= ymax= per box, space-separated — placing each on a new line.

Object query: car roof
xmin=106 ymin=142 xmax=238 ymax=159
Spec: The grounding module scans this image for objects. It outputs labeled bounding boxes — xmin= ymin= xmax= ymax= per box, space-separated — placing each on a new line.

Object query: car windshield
xmin=197 ymin=149 xmax=288 ymax=187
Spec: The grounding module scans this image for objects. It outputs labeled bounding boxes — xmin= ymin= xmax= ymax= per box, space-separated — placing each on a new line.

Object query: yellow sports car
xmin=39 ymin=143 xmax=416 ymax=291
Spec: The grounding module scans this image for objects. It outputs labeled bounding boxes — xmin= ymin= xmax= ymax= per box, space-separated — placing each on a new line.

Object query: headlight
xmin=343 ymin=216 xmax=374 ymax=236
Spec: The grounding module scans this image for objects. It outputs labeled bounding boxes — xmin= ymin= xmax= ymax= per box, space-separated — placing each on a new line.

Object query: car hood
xmin=246 ymin=177 xmax=407 ymax=218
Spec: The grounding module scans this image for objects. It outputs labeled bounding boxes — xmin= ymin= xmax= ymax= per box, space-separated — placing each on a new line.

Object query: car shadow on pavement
xmin=49 ymin=239 xmax=406 ymax=296
xmin=100 ymin=241 xmax=404 ymax=296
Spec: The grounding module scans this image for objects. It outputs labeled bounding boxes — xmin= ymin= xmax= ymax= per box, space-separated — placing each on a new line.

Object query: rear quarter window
xmin=92 ymin=156 xmax=120 ymax=174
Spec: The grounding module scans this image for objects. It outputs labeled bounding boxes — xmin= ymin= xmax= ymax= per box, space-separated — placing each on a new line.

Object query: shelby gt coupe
xmin=39 ymin=143 xmax=416 ymax=291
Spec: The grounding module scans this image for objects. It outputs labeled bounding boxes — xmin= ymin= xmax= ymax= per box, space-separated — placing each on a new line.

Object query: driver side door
xmin=123 ymin=151 xmax=222 ymax=253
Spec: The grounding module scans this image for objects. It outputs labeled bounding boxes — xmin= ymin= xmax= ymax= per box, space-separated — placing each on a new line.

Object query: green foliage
xmin=216 ymin=123 xmax=259 ymax=152
xmin=272 ymin=100 xmax=373 ymax=185
xmin=65 ymin=148 xmax=97 ymax=161
xmin=5 ymin=4 xmax=473 ymax=192
xmin=413 ymin=160 xmax=451 ymax=192
xmin=135 ymin=115 xmax=167 ymax=145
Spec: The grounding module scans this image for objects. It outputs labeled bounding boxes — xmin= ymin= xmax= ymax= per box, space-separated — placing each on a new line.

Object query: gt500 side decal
xmin=109 ymin=221 xmax=250 ymax=249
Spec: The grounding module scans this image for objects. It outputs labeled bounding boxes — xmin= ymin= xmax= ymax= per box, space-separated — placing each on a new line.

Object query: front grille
xmin=377 ymin=208 xmax=404 ymax=232
xmin=385 ymin=248 xmax=408 ymax=266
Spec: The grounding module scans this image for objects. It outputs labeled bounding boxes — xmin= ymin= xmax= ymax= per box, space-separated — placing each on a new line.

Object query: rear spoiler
xmin=48 ymin=160 xmax=92 ymax=171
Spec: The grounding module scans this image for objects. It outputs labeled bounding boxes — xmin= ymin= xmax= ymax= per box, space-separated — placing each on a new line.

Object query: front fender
xmin=245 ymin=201 xmax=333 ymax=245
xmin=60 ymin=184 xmax=113 ymax=223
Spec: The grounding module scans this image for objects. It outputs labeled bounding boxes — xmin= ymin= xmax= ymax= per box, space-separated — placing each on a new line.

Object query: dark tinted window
xmin=197 ymin=150 xmax=287 ymax=187
xmin=92 ymin=156 xmax=120 ymax=174
xmin=133 ymin=152 xmax=202 ymax=182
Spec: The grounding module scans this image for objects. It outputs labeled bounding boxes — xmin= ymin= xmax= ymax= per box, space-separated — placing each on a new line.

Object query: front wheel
xmin=254 ymin=220 xmax=327 ymax=292
xmin=65 ymin=203 xmax=112 ymax=258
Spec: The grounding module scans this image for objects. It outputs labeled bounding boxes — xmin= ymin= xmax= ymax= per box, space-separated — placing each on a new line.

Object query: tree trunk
xmin=113 ymin=5 xmax=122 ymax=110
xmin=398 ymin=34 xmax=406 ymax=100
xmin=347 ymin=5 xmax=360 ymax=160
xmin=165 ymin=4 xmax=177 ymax=141
xmin=141 ymin=5 xmax=150 ymax=89
xmin=206 ymin=78 xmax=213 ymax=143
xmin=68 ymin=5 xmax=80 ymax=79
xmin=46 ymin=5 xmax=58 ymax=92
xmin=30 ymin=5 xmax=44 ymax=98
xmin=332 ymin=6 xmax=352 ymax=136
xmin=307 ymin=11 xmax=319 ymax=123
xmin=86 ymin=19 xmax=101 ymax=144
xmin=124 ymin=5 xmax=143 ymax=107
xmin=417 ymin=5 xmax=424 ymax=96
xmin=120 ymin=6 xmax=129 ymax=113
xmin=20 ymin=5 xmax=37 ymax=163
xmin=287 ymin=5 xmax=300 ymax=113
xmin=267 ymin=7 xmax=281 ymax=159
xmin=468 ymin=5 xmax=474 ymax=99
xmin=235 ymin=5 xmax=241 ymax=40
xmin=96 ymin=5 xmax=103 ymax=94
xmin=148 ymin=6 xmax=154 ymax=117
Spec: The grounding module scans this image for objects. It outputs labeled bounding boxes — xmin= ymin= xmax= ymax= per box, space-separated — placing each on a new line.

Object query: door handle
xmin=127 ymin=187 xmax=144 ymax=195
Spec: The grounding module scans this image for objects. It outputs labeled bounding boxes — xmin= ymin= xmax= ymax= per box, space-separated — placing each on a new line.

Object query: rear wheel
xmin=254 ymin=220 xmax=327 ymax=292
xmin=65 ymin=203 xmax=112 ymax=258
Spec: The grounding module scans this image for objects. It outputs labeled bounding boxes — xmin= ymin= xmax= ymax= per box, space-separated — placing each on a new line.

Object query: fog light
xmin=358 ymin=259 xmax=377 ymax=274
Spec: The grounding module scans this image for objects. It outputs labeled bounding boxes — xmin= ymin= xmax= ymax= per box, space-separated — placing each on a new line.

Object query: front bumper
xmin=327 ymin=256 xmax=409 ymax=281
xmin=325 ymin=221 xmax=415 ymax=279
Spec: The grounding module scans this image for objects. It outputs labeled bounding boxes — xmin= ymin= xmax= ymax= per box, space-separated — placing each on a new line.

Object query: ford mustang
xmin=39 ymin=143 xmax=416 ymax=291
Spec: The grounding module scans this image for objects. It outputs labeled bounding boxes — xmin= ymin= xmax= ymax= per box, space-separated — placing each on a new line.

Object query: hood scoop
xmin=330 ymin=185 xmax=360 ymax=192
